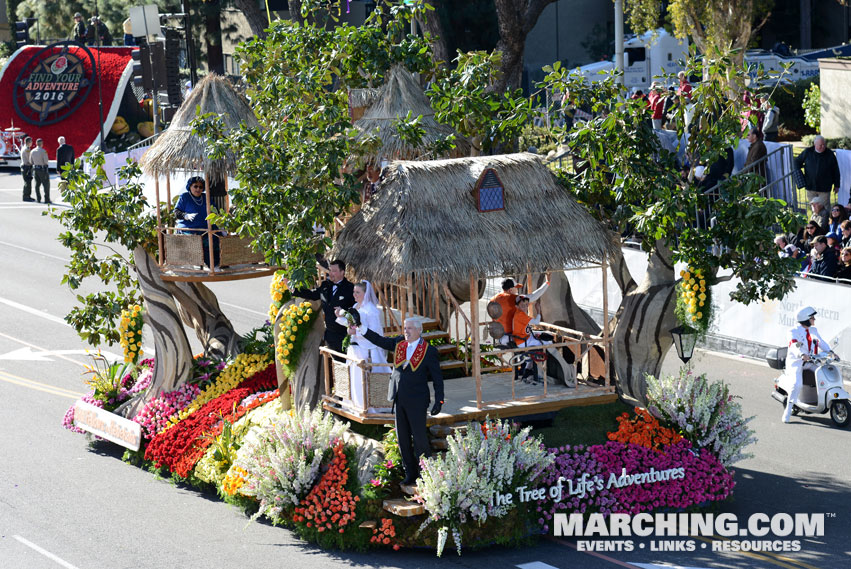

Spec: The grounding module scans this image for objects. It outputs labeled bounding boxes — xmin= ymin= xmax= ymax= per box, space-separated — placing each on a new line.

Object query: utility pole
xmin=614 ymin=0 xmax=624 ymax=86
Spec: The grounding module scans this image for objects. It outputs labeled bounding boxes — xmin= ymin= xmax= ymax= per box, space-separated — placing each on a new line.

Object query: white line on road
xmin=220 ymin=301 xmax=268 ymax=317
xmin=13 ymin=535 xmax=81 ymax=569
xmin=0 ymin=295 xmax=69 ymax=325
xmin=0 ymin=239 xmax=68 ymax=261
xmin=517 ymin=562 xmax=562 ymax=569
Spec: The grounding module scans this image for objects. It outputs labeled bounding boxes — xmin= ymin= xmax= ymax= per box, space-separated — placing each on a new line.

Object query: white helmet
xmin=796 ymin=306 xmax=817 ymax=324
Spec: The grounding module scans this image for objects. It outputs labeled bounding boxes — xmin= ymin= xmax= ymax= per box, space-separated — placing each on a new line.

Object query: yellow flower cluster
xmin=276 ymin=301 xmax=314 ymax=367
xmin=268 ymin=271 xmax=289 ymax=322
xmin=118 ymin=304 xmax=143 ymax=363
xmin=164 ymin=353 xmax=272 ymax=431
xmin=679 ymin=268 xmax=708 ymax=322
xmin=222 ymin=465 xmax=249 ymax=496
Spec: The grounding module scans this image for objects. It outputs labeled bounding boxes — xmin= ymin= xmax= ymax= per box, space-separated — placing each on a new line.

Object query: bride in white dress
xmin=335 ymin=280 xmax=390 ymax=409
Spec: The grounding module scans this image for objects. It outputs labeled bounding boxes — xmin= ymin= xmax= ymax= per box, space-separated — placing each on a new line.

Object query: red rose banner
xmin=0 ymin=45 xmax=134 ymax=159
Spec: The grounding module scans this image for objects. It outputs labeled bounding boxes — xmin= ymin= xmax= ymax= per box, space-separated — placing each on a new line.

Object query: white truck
xmin=574 ymin=28 xmax=829 ymax=91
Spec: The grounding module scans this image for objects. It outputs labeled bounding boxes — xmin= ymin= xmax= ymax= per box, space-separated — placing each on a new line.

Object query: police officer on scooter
xmin=784 ymin=306 xmax=839 ymax=423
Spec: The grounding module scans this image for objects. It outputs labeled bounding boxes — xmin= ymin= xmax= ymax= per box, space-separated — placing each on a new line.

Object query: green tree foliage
xmin=624 ymin=0 xmax=773 ymax=65
xmin=15 ymin=0 xmax=170 ymax=43
xmin=802 ymin=83 xmax=821 ymax=131
xmin=540 ymin=56 xmax=804 ymax=304
xmin=52 ymin=154 xmax=159 ymax=345
xmin=192 ymin=2 xmax=461 ymax=288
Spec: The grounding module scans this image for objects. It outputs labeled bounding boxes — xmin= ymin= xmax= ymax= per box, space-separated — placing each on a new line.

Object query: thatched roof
xmin=348 ymin=87 xmax=380 ymax=110
xmin=140 ymin=74 xmax=259 ymax=182
xmin=353 ymin=64 xmax=472 ymax=164
xmin=332 ymin=153 xmax=617 ymax=282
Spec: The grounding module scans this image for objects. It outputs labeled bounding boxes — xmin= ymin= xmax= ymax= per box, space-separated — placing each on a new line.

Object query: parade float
xmin=59 ymin=147 xmax=752 ymax=554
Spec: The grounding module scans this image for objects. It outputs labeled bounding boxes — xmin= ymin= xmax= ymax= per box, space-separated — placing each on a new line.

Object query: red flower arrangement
xmin=0 ymin=46 xmax=133 ymax=158
xmin=292 ymin=442 xmax=360 ymax=534
xmin=371 ymin=518 xmax=399 ymax=549
xmin=607 ymin=408 xmax=683 ymax=451
xmin=144 ymin=364 xmax=277 ymax=476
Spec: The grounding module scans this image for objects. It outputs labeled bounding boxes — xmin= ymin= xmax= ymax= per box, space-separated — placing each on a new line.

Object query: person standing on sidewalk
xmin=30 ymin=138 xmax=51 ymax=205
xmin=795 ymin=135 xmax=841 ymax=209
xmin=20 ymin=137 xmax=34 ymax=202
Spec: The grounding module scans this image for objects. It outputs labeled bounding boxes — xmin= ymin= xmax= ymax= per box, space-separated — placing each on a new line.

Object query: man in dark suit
xmin=359 ymin=318 xmax=444 ymax=485
xmin=56 ymin=136 xmax=75 ymax=179
xmin=293 ymin=259 xmax=355 ymax=354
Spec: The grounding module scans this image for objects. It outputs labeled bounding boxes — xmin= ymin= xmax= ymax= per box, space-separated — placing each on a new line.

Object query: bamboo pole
xmin=204 ymin=173 xmax=215 ymax=275
xmin=166 ymin=175 xmax=171 ymax=205
xmin=407 ymin=273 xmax=414 ymax=320
xmin=155 ymin=177 xmax=163 ymax=267
xmin=470 ymin=273 xmax=482 ymax=409
xmin=602 ymin=255 xmax=611 ymax=386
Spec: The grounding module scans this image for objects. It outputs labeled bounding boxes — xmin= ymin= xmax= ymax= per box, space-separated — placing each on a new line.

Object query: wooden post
xmin=205 ymin=173 xmax=215 ymax=275
xmin=323 ymin=352 xmax=331 ymax=397
xmin=406 ymin=273 xmax=414 ymax=319
xmin=155 ymin=177 xmax=163 ymax=267
xmin=601 ymin=257 xmax=611 ymax=386
xmin=399 ymin=279 xmax=407 ymax=324
xmin=470 ymin=273 xmax=482 ymax=409
xmin=166 ymin=175 xmax=172 ymax=205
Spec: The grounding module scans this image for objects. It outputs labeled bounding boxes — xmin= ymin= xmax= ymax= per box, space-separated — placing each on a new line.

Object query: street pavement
xmin=0 ymin=168 xmax=848 ymax=569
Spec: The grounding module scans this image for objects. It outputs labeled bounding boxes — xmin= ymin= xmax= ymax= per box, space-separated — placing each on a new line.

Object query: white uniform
xmin=783 ymin=324 xmax=833 ymax=422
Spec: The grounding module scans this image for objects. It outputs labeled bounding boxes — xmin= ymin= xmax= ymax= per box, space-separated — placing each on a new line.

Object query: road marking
xmin=547 ymin=538 xmax=639 ymax=568
xmin=517 ymin=563 xmax=562 ymax=569
xmin=0 ymin=347 xmax=118 ymax=362
xmin=0 ymin=371 xmax=84 ymax=399
xmin=13 ymin=535 xmax=81 ymax=569
xmin=0 ymin=331 xmax=90 ymax=367
xmin=0 ymin=239 xmax=69 ymax=261
xmin=220 ymin=301 xmax=269 ymax=317
xmin=631 ymin=563 xmax=714 ymax=569
xmin=0 ymin=295 xmax=69 ymax=325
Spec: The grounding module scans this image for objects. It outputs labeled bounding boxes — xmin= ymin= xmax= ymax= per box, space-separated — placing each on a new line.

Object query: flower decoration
xmin=268 ymin=271 xmax=292 ymax=322
xmin=118 ymin=304 xmax=144 ymax=364
xmin=675 ymin=267 xmax=712 ymax=333
xmin=276 ymin=301 xmax=318 ymax=374
xmin=292 ymin=442 xmax=360 ymax=535
xmin=607 ymin=407 xmax=682 ymax=451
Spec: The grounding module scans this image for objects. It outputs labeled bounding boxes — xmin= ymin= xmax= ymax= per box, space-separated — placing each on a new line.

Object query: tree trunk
xmin=205 ymin=1 xmax=225 ymax=75
xmin=132 ymin=247 xmax=193 ymax=405
xmin=536 ymin=271 xmax=600 ymax=335
xmin=611 ymin=241 xmax=678 ymax=403
xmin=232 ymin=0 xmax=269 ymax=38
xmin=493 ymin=0 xmax=556 ymax=92
xmin=287 ymin=301 xmax=325 ymax=409
xmin=171 ymin=281 xmax=239 ymax=359
xmin=421 ymin=1 xmax=451 ymax=67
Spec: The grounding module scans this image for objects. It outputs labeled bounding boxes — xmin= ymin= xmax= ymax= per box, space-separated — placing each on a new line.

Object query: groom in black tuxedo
xmin=293 ymin=259 xmax=355 ymax=354
xmin=359 ymin=318 xmax=444 ymax=485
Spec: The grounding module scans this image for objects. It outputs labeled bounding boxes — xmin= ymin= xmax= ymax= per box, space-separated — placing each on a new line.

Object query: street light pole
xmin=614 ymin=0 xmax=624 ymax=87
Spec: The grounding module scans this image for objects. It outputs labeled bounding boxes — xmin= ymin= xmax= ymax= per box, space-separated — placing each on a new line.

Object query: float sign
xmin=13 ymin=41 xmax=96 ymax=126
xmin=73 ymin=400 xmax=142 ymax=451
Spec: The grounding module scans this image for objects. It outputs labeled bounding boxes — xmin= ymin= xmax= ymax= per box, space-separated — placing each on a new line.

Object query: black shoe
xmin=22 ymin=197 xmax=34 ymax=202
xmin=44 ymin=200 xmax=52 ymax=205
xmin=400 ymin=476 xmax=418 ymax=486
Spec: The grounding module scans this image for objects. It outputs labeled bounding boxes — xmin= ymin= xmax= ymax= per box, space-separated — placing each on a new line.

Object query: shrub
xmin=645 ymin=368 xmax=757 ymax=466
xmin=769 ymin=76 xmax=818 ymax=135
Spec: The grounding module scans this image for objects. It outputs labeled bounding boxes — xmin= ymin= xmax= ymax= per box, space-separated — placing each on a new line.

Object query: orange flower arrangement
xmin=371 ymin=518 xmax=399 ymax=549
xmin=222 ymin=466 xmax=249 ymax=496
xmin=292 ymin=442 xmax=360 ymax=533
xmin=607 ymin=408 xmax=682 ymax=451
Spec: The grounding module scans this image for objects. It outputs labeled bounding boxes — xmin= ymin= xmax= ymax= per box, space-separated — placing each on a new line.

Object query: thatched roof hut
xmin=353 ymin=64 xmax=472 ymax=164
xmin=140 ymin=74 xmax=259 ymax=183
xmin=332 ymin=153 xmax=617 ymax=282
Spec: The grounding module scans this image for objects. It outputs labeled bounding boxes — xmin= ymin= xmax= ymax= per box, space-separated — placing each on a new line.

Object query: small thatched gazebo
xmin=140 ymin=74 xmax=269 ymax=282
xmin=140 ymin=74 xmax=259 ymax=183
xmin=352 ymin=64 xmax=472 ymax=165
xmin=331 ymin=152 xmax=618 ymax=414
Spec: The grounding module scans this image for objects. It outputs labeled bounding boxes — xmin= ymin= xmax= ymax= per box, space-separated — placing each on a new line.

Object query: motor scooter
xmin=766 ymin=347 xmax=851 ymax=427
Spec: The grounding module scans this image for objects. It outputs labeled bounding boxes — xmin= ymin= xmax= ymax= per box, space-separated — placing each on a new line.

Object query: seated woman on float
xmin=174 ymin=176 xmax=221 ymax=266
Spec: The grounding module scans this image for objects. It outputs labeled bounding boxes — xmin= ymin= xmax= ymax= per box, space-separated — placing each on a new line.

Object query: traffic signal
xmin=15 ymin=21 xmax=29 ymax=49
xmin=131 ymin=44 xmax=153 ymax=92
